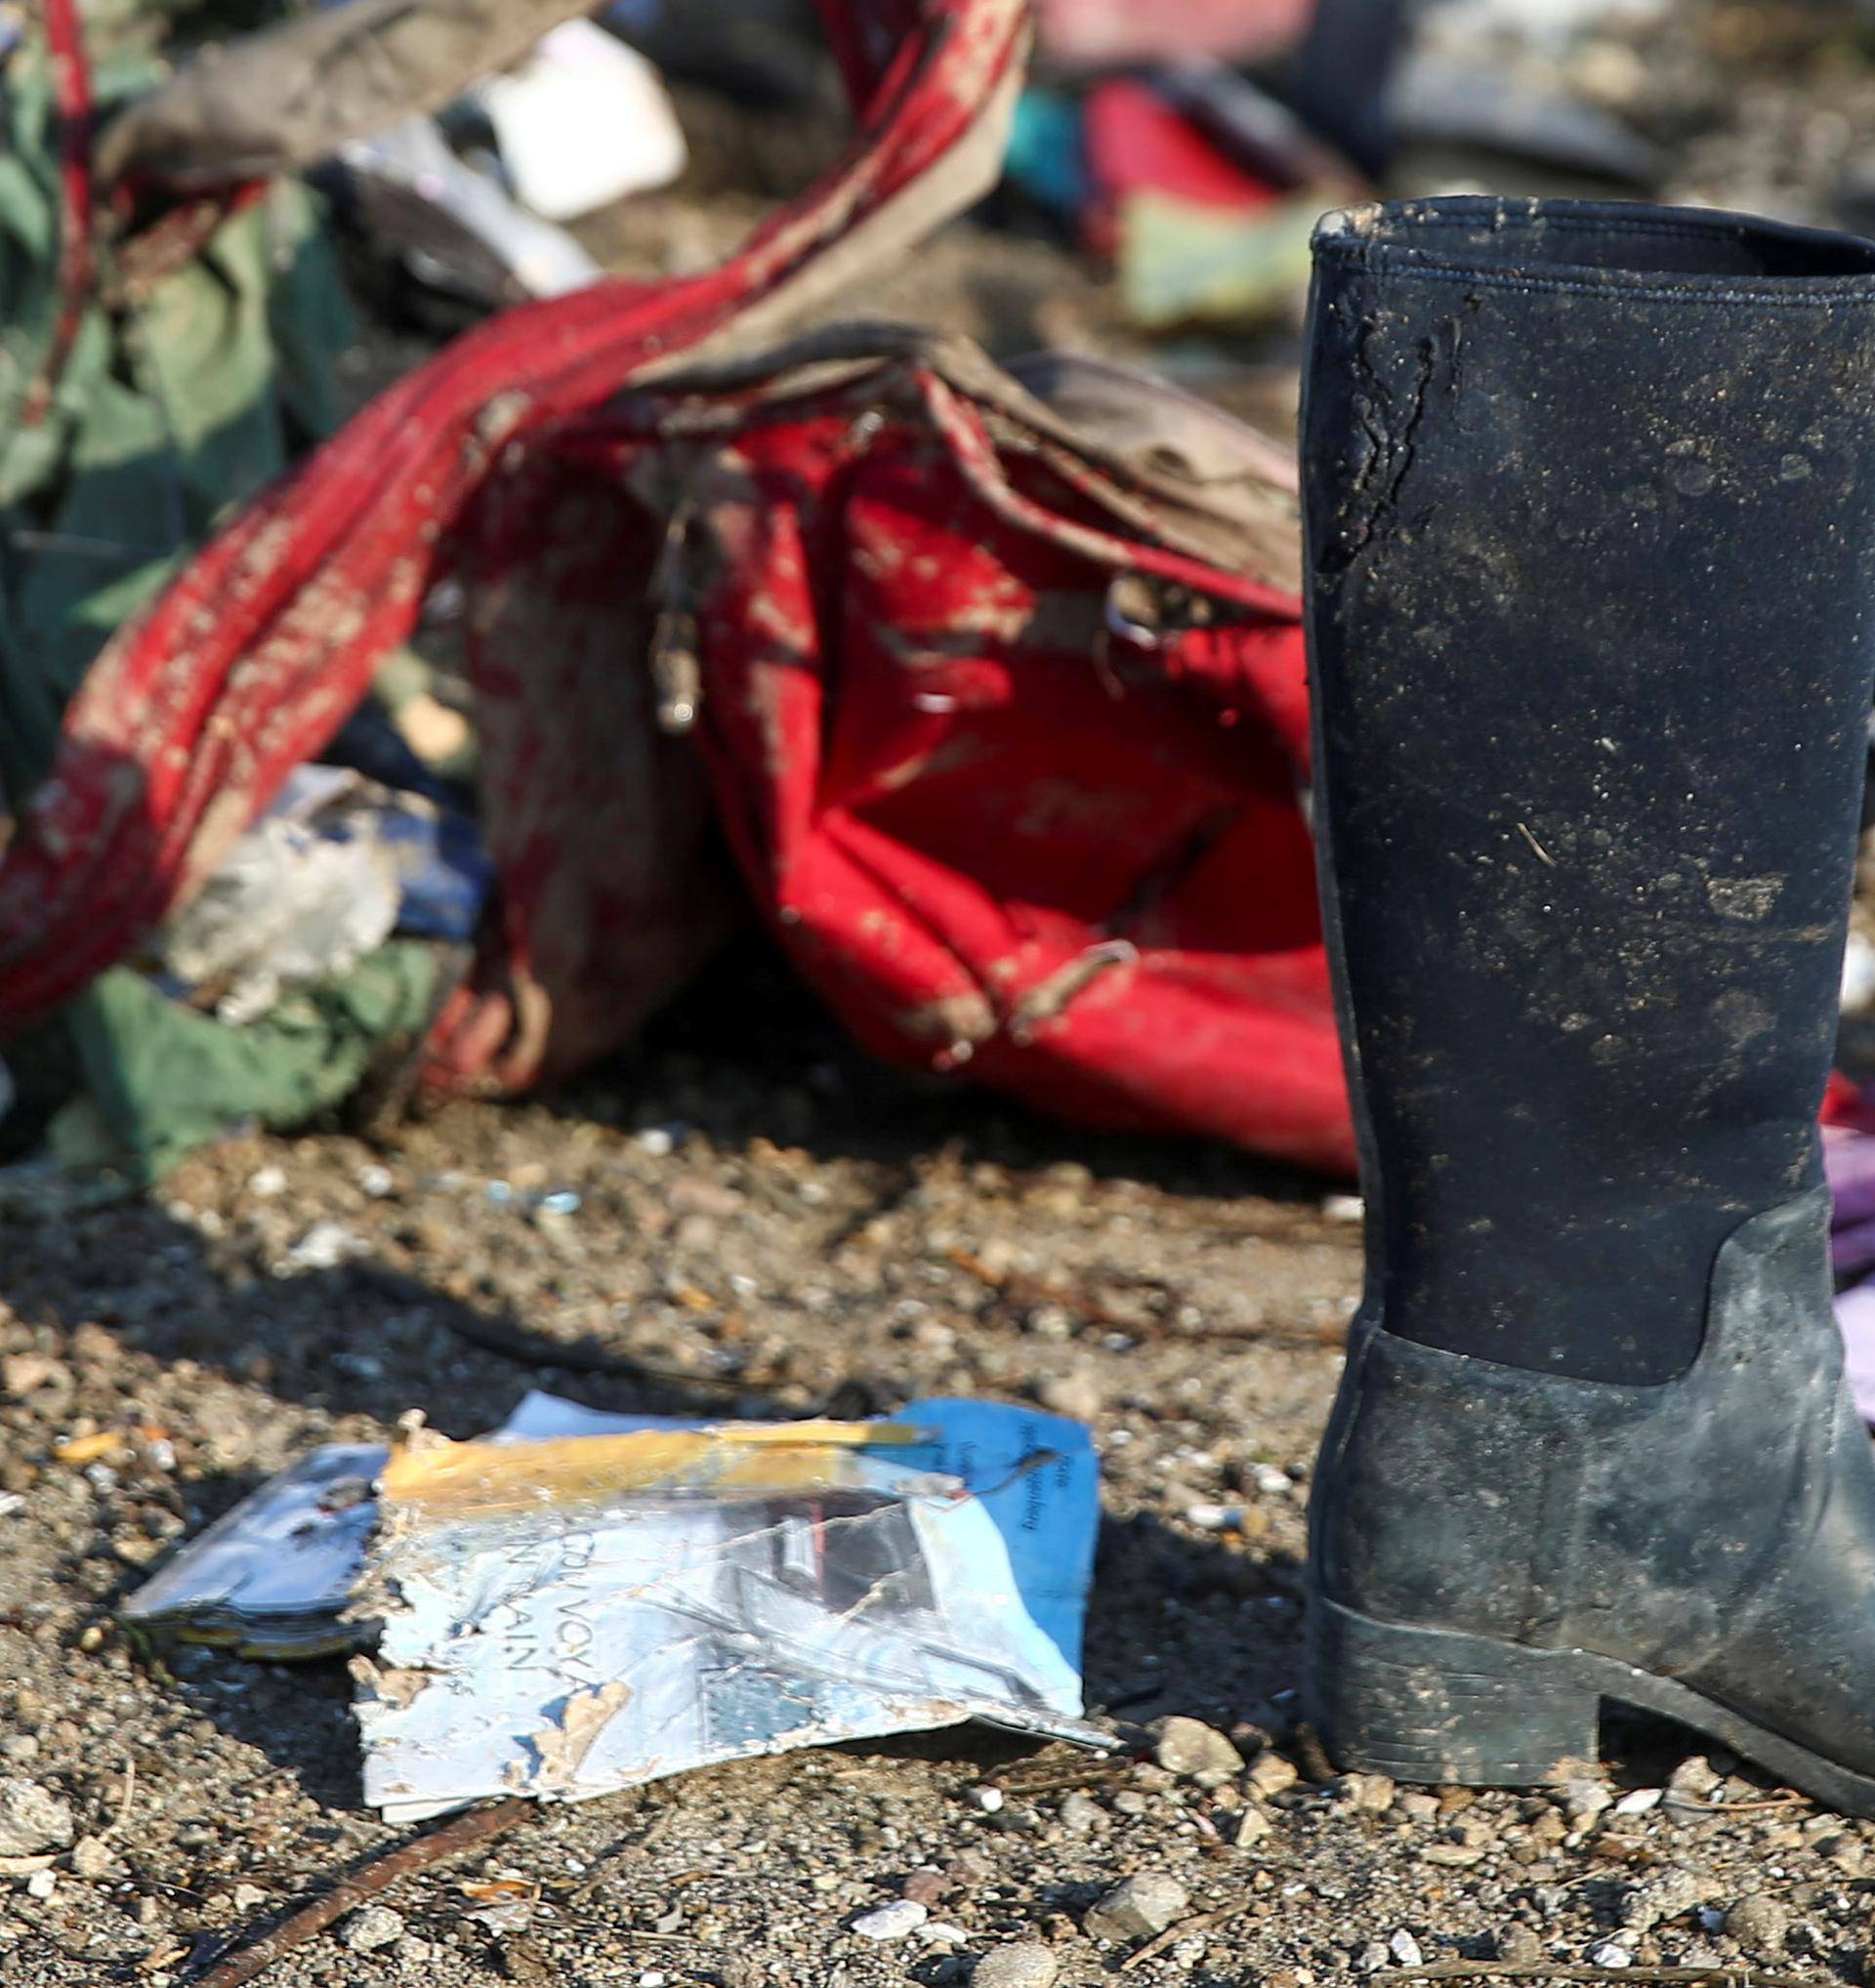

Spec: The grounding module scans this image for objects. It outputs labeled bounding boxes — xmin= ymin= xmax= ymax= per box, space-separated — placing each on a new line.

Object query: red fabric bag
xmin=452 ymin=329 xmax=1350 ymax=1171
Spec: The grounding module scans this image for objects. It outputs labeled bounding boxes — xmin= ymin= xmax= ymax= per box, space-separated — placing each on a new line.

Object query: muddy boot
xmin=1300 ymin=196 xmax=1875 ymax=1811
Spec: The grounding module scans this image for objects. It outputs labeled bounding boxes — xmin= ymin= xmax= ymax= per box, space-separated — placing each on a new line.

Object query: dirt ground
xmin=12 ymin=5 xmax=1875 ymax=1984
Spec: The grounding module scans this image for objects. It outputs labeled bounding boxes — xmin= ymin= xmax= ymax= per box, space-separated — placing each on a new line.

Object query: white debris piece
xmin=852 ymin=1901 xmax=930 ymax=1942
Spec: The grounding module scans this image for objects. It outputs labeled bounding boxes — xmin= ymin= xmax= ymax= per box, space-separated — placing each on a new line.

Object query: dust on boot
xmin=1301 ymin=196 xmax=1875 ymax=1813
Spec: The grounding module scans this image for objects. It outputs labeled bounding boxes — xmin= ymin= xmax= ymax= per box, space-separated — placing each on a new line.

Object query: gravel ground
xmin=10 ymin=7 xmax=1875 ymax=1984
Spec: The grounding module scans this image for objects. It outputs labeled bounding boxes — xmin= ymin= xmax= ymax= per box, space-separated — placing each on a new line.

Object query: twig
xmin=1663 ymin=1793 xmax=1807 ymax=1816
xmin=945 ymin=1249 xmax=1344 ymax=1347
xmin=191 ymin=1800 xmax=528 ymax=1988
xmin=1377 ymin=1966 xmax=1814 ymax=1986
xmin=101 ymin=1755 xmax=136 ymax=1841
xmin=1121 ymin=1903 xmax=1247 ymax=1971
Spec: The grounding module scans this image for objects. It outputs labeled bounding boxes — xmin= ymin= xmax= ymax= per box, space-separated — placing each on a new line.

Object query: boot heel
xmin=1309 ymin=1597 xmax=1602 ymax=1787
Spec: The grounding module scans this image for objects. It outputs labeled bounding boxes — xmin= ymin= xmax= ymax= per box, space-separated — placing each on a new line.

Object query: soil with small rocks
xmin=10 ymin=6 xmax=1875 ymax=1985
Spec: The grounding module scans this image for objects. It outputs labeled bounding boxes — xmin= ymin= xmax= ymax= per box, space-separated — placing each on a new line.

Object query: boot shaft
xmin=1302 ymin=197 xmax=1875 ymax=1383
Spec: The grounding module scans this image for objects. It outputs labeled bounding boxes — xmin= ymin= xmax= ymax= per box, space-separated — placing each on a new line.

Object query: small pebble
xmin=1246 ymin=1752 xmax=1300 ymax=1799
xmin=67 ymin=1836 xmax=112 ymax=1881
xmin=1085 ymin=1871 xmax=1188 ymax=1942
xmin=342 ymin=1904 xmax=407 ymax=1954
xmin=1725 ymin=1894 xmax=1788 ymax=1959
xmin=900 ymin=1868 xmax=951 ymax=1908
xmin=1389 ymin=1929 xmax=1423 ymax=1968
xmin=1667 ymin=1756 xmax=1721 ymax=1801
xmin=1154 ymin=1717 xmax=1244 ymax=1786
xmin=1036 ymin=1368 xmax=1104 ymax=1423
xmin=1588 ymin=1943 xmax=1633 ymax=1968
xmin=1059 ymin=1792 xmax=1104 ymax=1835
xmin=968 ymin=1785 xmax=1005 ymax=1814
xmin=1561 ymin=1779 xmax=1612 ymax=1821
xmin=247 ymin=1166 xmax=287 ymax=1198
xmin=230 ymin=1884 xmax=268 ymax=1913
xmin=1612 ymin=1788 xmax=1662 ymax=1816
xmin=1497 ymin=1927 xmax=1543 ymax=1965
xmin=1184 ymin=1502 xmax=1242 ymax=1532
xmin=853 ymin=1900 xmax=929 ymax=1943
xmin=22 ymin=1871 xmax=55 ymax=1901
xmin=972 ymin=1941 xmax=1060 ymax=1988
xmin=0 ymin=1780 xmax=72 ymax=1857
xmin=355 ymin=1164 xmax=396 ymax=1198
xmin=1235 ymin=1806 xmax=1273 ymax=1846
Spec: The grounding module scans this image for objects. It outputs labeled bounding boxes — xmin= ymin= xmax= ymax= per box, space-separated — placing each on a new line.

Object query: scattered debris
xmin=127 ymin=1393 xmax=1104 ymax=1821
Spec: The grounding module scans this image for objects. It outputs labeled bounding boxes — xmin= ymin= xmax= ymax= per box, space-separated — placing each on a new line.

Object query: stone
xmin=1611 ymin=1788 xmax=1661 ymax=1817
xmin=1587 ymin=1942 xmax=1633 ymax=1968
xmin=230 ymin=1884 xmax=268 ymax=1913
xmin=1153 ymin=1718 xmax=1244 ymax=1787
xmin=1724 ymin=1895 xmax=1788 ymax=1959
xmin=1560 ymin=1779 xmax=1611 ymax=1821
xmin=1667 ymin=1756 xmax=1721 ymax=1802
xmin=1058 ymin=1792 xmax=1104 ymax=1835
xmin=901 ymin=1869 xmax=951 ymax=1908
xmin=1235 ymin=1807 xmax=1272 ymax=1846
xmin=1245 ymin=1752 xmax=1299 ymax=1799
xmin=1335 ymin=1773 xmax=1396 ymax=1813
xmin=1388 ymin=1930 xmax=1423 ymax=1968
xmin=1620 ymin=1869 xmax=1715 ymax=1933
xmin=0 ymin=1780 xmax=72 ymax=1857
xmin=1085 ymin=1872 xmax=1188 ymax=1942
xmin=67 ymin=1836 xmax=112 ymax=1880
xmin=853 ymin=1900 xmax=929 ymax=1942
xmin=1496 ymin=1927 xmax=1544 ymax=1966
xmin=22 ymin=1871 xmax=55 ymax=1901
xmin=973 ymin=1942 xmax=1060 ymax=1988
xmin=342 ymin=1905 xmax=407 ymax=1953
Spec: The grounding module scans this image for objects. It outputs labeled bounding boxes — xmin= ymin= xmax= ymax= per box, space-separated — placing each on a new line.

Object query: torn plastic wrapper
xmin=120 ymin=1444 xmax=386 ymax=1660
xmin=356 ymin=1399 xmax=1104 ymax=1821
xmin=123 ymin=1394 xmax=1106 ymax=1815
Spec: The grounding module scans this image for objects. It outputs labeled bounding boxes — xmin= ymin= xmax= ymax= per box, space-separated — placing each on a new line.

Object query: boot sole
xmin=1312 ymin=1597 xmax=1875 ymax=1818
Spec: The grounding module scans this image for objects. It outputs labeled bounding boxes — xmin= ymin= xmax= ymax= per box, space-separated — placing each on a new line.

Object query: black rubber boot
xmin=1300 ymin=196 xmax=1875 ymax=1811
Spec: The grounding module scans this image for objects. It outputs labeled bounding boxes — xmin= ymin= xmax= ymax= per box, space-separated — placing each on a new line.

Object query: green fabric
xmin=50 ymin=946 xmax=443 ymax=1181
xmin=1 ymin=13 xmax=431 ymax=1181
xmin=0 ymin=38 xmax=353 ymax=799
